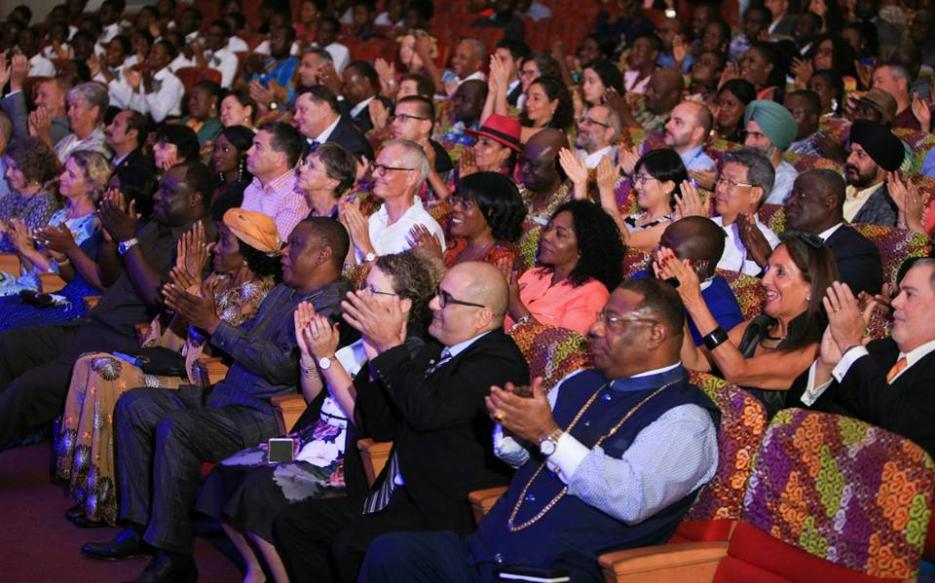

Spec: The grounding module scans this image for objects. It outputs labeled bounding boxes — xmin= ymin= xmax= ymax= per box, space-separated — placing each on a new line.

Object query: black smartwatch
xmin=702 ymin=327 xmax=729 ymax=350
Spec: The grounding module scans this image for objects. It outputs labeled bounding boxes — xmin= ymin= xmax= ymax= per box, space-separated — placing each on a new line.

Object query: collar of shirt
xmin=446 ymin=330 xmax=493 ymax=359
xmin=459 ymin=70 xmax=487 ymax=84
xmin=610 ymin=362 xmax=686 ymax=392
xmin=154 ymin=67 xmax=173 ymax=81
xmin=843 ymin=181 xmax=884 ymax=221
xmin=112 ymin=151 xmax=131 ymax=167
xmin=256 ymin=168 xmax=297 ymax=193
xmin=679 ymin=145 xmax=706 ymax=168
xmin=376 ymin=195 xmax=425 ymax=225
xmin=507 ymin=79 xmax=521 ymax=95
xmin=817 ymin=222 xmax=845 ymax=241
xmin=311 ymin=115 xmax=341 ymax=144
xmin=584 ymin=145 xmax=614 ymax=168
xmin=894 ymin=338 xmax=935 ymax=380
xmin=350 ymin=96 xmax=375 ymax=119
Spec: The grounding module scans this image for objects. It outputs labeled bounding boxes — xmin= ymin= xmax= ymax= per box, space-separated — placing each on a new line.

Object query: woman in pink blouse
xmin=506 ymin=200 xmax=625 ymax=334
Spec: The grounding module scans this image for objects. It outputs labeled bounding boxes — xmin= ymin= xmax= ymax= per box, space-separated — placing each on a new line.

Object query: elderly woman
xmin=506 ymin=199 xmax=624 ymax=335
xmin=411 ymin=172 xmax=526 ymax=278
xmin=220 ymin=90 xmax=258 ymax=129
xmin=0 ymin=136 xmax=61 ymax=253
xmin=54 ymin=82 xmax=111 ymax=162
xmin=57 ymin=209 xmax=282 ymax=527
xmin=660 ymin=231 xmax=838 ymax=417
xmin=0 ymin=151 xmax=107 ymax=300
xmin=196 ymin=251 xmax=439 ymax=583
xmin=210 ymin=125 xmax=256 ymax=220
xmin=296 ymin=143 xmax=357 ymax=219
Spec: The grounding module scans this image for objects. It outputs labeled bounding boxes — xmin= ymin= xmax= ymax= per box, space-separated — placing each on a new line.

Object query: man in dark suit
xmin=785 ymin=169 xmax=883 ymax=295
xmin=272 ymin=261 xmax=530 ymax=582
xmin=802 ymin=263 xmax=935 ymax=458
xmin=293 ymin=85 xmax=374 ymax=161
xmin=106 ymin=110 xmax=157 ymax=218
xmin=338 ymin=60 xmax=392 ymax=134
xmin=844 ymin=120 xmax=904 ymax=227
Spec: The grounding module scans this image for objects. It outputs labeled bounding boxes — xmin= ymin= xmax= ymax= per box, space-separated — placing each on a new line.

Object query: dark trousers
xmin=115 ymin=386 xmax=281 ymax=553
xmin=357 ymin=531 xmax=485 ymax=583
xmin=272 ymin=488 xmax=430 ymax=583
xmin=0 ymin=323 xmax=136 ymax=448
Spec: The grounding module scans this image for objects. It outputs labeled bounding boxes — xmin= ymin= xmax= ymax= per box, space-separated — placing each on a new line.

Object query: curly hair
xmin=520 ymin=76 xmax=573 ymax=132
xmin=5 ymin=136 xmax=62 ymax=187
xmin=375 ymin=251 xmax=441 ymax=333
xmin=545 ymin=200 xmax=624 ymax=289
xmin=238 ymin=239 xmax=283 ymax=282
xmin=66 ymin=150 xmax=111 ymax=202
xmin=457 ymin=172 xmax=527 ymax=243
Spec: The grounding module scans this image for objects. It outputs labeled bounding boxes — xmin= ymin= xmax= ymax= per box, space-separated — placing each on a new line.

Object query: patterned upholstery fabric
xmin=622 ymin=248 xmax=650 ymax=279
xmin=517 ymin=220 xmax=542 ymax=272
xmin=851 ymin=224 xmax=931 ymax=284
xmin=743 ymin=408 xmax=935 ymax=580
xmin=506 ymin=320 xmax=591 ymax=392
xmin=894 ymin=129 xmax=935 ymax=174
xmin=785 ymin=153 xmax=843 ymax=174
xmin=342 ymin=262 xmax=371 ymax=290
xmin=685 ymin=372 xmax=768 ymax=522
xmin=759 ymin=203 xmax=786 ymax=234
xmin=716 ymin=269 xmax=765 ymax=321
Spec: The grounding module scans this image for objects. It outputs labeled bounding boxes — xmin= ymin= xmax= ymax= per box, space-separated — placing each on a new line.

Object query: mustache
xmin=844 ymin=164 xmax=858 ymax=174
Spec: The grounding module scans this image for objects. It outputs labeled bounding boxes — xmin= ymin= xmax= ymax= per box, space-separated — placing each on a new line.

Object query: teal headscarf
xmin=743 ymin=100 xmax=798 ymax=151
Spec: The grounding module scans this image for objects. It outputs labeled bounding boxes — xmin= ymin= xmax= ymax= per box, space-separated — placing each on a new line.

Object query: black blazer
xmin=825 ymin=225 xmax=883 ymax=296
xmin=326 ymin=115 xmax=375 ymax=161
xmin=342 ymin=96 xmax=393 ymax=135
xmin=357 ymin=330 xmax=529 ymax=533
xmin=113 ymin=148 xmax=158 ymax=218
xmin=825 ymin=339 xmax=935 ymax=458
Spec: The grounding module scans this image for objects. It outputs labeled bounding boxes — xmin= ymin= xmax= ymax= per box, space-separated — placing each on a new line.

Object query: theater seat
xmin=852 ymin=223 xmax=931 ymax=284
xmin=357 ymin=438 xmax=393 ymax=487
xmin=715 ymin=269 xmax=765 ymax=321
xmin=506 ymin=320 xmax=590 ymax=392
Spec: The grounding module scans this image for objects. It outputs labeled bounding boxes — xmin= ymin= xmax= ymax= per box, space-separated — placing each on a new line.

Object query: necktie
xmin=307 ymin=139 xmax=321 ymax=151
xmin=886 ymin=356 xmax=908 ymax=383
xmin=424 ymin=348 xmax=452 ymax=377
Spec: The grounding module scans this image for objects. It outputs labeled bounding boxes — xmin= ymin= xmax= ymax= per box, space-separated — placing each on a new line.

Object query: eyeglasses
xmin=715 ymin=175 xmax=756 ymax=189
xmin=435 ymin=285 xmax=485 ymax=309
xmin=373 ymin=163 xmax=416 ymax=175
xmin=360 ymin=283 xmax=397 ymax=297
xmin=595 ymin=310 xmax=657 ymax=331
xmin=449 ymin=194 xmax=477 ymax=209
xmin=578 ymin=116 xmax=610 ymax=128
xmin=631 ymin=174 xmax=658 ymax=185
xmin=520 ymin=68 xmax=538 ymax=77
xmin=390 ymin=113 xmax=429 ymax=123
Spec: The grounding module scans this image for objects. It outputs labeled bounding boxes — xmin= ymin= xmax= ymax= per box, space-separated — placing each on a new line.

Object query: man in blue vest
xmin=358 ymin=277 xmax=720 ymax=581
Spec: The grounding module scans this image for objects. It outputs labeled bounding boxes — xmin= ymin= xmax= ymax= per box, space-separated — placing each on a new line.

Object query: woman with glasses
xmin=196 ymin=251 xmax=439 ymax=583
xmin=57 ymin=209 xmax=282 ymax=527
xmin=658 ymin=231 xmax=838 ymax=417
xmin=505 ymin=200 xmax=624 ymax=335
xmin=295 ymin=143 xmax=358 ymax=219
xmin=410 ymin=172 xmax=527 ymax=278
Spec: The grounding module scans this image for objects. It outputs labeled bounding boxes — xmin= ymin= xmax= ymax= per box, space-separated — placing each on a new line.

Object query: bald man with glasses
xmin=273 ymin=262 xmax=529 ymax=582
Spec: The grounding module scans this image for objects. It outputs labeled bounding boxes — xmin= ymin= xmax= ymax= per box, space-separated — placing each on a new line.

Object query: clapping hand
xmin=486 ymin=377 xmax=557 ymax=443
xmin=340 ymin=289 xmax=406 ymax=353
xmin=176 ymin=220 xmax=212 ymax=284
xmin=822 ymin=281 xmax=866 ymax=352
xmin=653 ymin=246 xmax=703 ymax=308
xmin=295 ymin=300 xmax=340 ymax=360
xmin=736 ymin=212 xmax=771 ymax=268
xmin=369 ymin=98 xmax=390 ymax=130
xmin=36 ymin=223 xmax=77 ymax=254
xmin=8 ymin=218 xmax=33 ymax=252
xmin=558 ymin=148 xmax=589 ymax=199
xmin=162 ymin=277 xmax=221 ymax=334
xmin=675 ymin=179 xmax=708 ymax=218
xmin=407 ymin=223 xmax=443 ymax=258
xmin=337 ymin=197 xmax=373 ymax=257
xmin=99 ymin=187 xmax=139 ymax=243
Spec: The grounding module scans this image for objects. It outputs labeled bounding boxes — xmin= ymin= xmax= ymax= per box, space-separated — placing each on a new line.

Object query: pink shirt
xmin=241 ymin=170 xmax=309 ymax=240
xmin=507 ymin=267 xmax=610 ymax=335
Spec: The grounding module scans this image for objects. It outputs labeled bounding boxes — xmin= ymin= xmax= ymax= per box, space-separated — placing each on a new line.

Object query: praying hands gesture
xmin=338 ymin=197 xmax=374 ymax=259
xmin=295 ymin=301 xmax=339 ymax=361
xmin=340 ymin=289 xmax=406 ymax=354
xmin=175 ymin=221 xmax=212 ymax=286
xmin=28 ymin=106 xmax=54 ymax=146
xmin=887 ymin=171 xmax=926 ymax=235
xmin=486 ymin=377 xmax=558 ymax=443
xmin=674 ymin=180 xmax=708 ymax=219
xmin=162 ymin=277 xmax=221 ymax=334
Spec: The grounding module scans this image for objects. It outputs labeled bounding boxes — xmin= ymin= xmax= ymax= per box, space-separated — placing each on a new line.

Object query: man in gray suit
xmin=0 ymin=54 xmax=70 ymax=146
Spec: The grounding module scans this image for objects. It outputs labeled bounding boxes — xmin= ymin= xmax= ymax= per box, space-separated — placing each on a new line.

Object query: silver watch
xmin=318 ymin=356 xmax=333 ymax=370
xmin=538 ymin=428 xmax=563 ymax=457
xmin=117 ymin=237 xmax=139 ymax=256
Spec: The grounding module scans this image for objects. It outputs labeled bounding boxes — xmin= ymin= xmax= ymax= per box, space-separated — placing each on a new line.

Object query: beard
xmin=844 ymin=163 xmax=879 ymax=189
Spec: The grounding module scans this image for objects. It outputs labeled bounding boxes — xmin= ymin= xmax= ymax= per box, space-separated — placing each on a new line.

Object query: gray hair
xmin=723 ymin=147 xmax=775 ymax=204
xmin=382 ymin=139 xmax=430 ymax=185
xmin=881 ymin=62 xmax=911 ymax=82
xmin=67 ymin=82 xmax=109 ymax=123
xmin=592 ymin=104 xmax=621 ymax=140
xmin=303 ymin=46 xmax=333 ymax=64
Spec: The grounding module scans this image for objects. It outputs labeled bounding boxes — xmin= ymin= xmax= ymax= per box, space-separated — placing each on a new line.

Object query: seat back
xmin=507 ymin=321 xmax=590 ymax=393
xmin=715 ymin=269 xmax=765 ymax=322
xmin=681 ymin=374 xmax=767 ymax=532
xmin=175 ymin=66 xmax=222 ymax=94
xmin=852 ymin=223 xmax=931 ymax=284
xmin=728 ymin=408 xmax=935 ymax=580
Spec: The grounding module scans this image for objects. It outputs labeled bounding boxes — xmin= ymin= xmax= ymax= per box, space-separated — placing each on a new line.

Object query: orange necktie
xmin=886 ymin=357 xmax=908 ymax=383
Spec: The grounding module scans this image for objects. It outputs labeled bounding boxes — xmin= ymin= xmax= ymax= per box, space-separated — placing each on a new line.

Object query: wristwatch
xmin=117 ymin=237 xmax=139 ymax=256
xmin=268 ymin=100 xmax=280 ymax=111
xmin=318 ymin=356 xmax=333 ymax=370
xmin=538 ymin=427 xmax=564 ymax=457
xmin=364 ymin=251 xmax=377 ymax=262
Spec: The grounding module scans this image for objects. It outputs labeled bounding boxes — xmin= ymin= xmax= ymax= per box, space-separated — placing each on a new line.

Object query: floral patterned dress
xmin=0 ymin=191 xmax=59 ymax=252
xmin=55 ymin=276 xmax=275 ymax=524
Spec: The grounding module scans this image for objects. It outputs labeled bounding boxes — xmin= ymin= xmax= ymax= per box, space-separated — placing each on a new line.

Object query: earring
xmin=237 ymin=159 xmax=244 ymax=183
xmin=218 ymin=171 xmax=225 ymax=184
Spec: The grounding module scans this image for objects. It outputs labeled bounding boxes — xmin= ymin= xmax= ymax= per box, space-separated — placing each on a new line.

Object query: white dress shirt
xmin=227 ymin=36 xmax=249 ymax=53
xmin=764 ymin=160 xmax=798 ymax=205
xmin=361 ymin=197 xmax=446 ymax=261
xmin=28 ymin=54 xmax=56 ymax=77
xmin=578 ymin=145 xmax=616 ymax=169
xmin=127 ymin=67 xmax=185 ymax=123
xmin=713 ymin=215 xmax=780 ymax=276
xmin=205 ymin=46 xmax=240 ymax=88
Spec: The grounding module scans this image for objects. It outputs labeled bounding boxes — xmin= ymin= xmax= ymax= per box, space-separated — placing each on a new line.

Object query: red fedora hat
xmin=465 ymin=114 xmax=523 ymax=152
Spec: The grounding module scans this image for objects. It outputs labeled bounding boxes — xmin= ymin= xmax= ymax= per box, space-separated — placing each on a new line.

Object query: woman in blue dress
xmin=0 ymin=150 xmax=111 ymax=331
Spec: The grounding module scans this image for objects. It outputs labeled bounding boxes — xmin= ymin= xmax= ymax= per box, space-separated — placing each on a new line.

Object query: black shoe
xmin=129 ymin=552 xmax=197 ymax=583
xmin=67 ymin=512 xmax=109 ymax=528
xmin=81 ymin=527 xmax=151 ymax=560
xmin=65 ymin=504 xmax=85 ymax=521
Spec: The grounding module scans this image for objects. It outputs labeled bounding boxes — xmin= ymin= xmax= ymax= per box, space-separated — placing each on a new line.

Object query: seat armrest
xmin=270 ymin=393 xmax=307 ymax=433
xmin=467 ymin=486 xmax=508 ymax=525
xmin=357 ymin=438 xmax=393 ymax=487
xmin=598 ymin=541 xmax=727 ymax=583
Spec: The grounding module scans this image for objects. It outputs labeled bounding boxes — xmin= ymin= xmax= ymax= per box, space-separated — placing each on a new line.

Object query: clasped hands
xmin=340 ymin=287 xmax=406 ymax=354
xmin=486 ymin=377 xmax=559 ymax=444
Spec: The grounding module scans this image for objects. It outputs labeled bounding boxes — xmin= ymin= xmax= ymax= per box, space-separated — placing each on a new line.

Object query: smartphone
xmin=113 ymin=351 xmax=148 ymax=368
xmin=267 ymin=437 xmax=296 ymax=463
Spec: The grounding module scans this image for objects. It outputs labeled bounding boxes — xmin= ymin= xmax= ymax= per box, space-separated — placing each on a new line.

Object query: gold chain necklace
xmin=506 ymin=379 xmax=678 ymax=533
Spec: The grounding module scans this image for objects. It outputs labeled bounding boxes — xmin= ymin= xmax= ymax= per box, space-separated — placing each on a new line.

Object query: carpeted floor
xmin=0 ymin=442 xmax=242 ymax=582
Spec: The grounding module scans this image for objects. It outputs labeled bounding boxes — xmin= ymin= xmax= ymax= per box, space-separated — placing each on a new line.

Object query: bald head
xmin=520 ymin=127 xmax=567 ymax=191
xmin=647 ymin=68 xmax=684 ymax=115
xmin=453 ymin=261 xmax=509 ymax=323
xmin=660 ymin=216 xmax=726 ymax=280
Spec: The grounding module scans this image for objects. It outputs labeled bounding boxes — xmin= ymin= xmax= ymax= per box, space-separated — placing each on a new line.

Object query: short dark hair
xmin=718 ymin=78 xmax=757 ymax=105
xmin=396 ymin=95 xmax=435 ymax=128
xmin=179 ymin=160 xmax=215 ymax=202
xmin=259 ymin=120 xmax=305 ymax=167
xmin=787 ymin=88 xmax=822 ymax=117
xmin=456 ymin=172 xmax=528 ymax=243
xmin=400 ymin=73 xmax=435 ymax=98
xmin=209 ymin=18 xmax=232 ymax=38
xmin=496 ymin=39 xmax=530 ymax=61
xmin=525 ymin=52 xmax=561 ymax=80
xmin=239 ymin=238 xmax=283 ymax=281
xmin=155 ymin=123 xmax=200 ymax=163
xmin=110 ymin=33 xmax=131 ymax=55
xmin=633 ymin=31 xmax=664 ymax=54
xmin=309 ymin=142 xmax=358 ymax=195
xmin=5 ymin=136 xmax=61 ymax=186
xmin=346 ymin=60 xmax=380 ymax=91
xmin=124 ymin=110 xmax=150 ymax=145
xmin=635 ymin=148 xmax=689 ymax=206
xmin=546 ymin=200 xmax=624 ymax=290
xmin=154 ymin=38 xmax=178 ymax=61
xmin=297 ymin=85 xmax=340 ymax=114
xmin=193 ymin=79 xmax=222 ymax=102
xmin=618 ymin=277 xmax=686 ymax=341
xmin=303 ymin=217 xmax=350 ymax=270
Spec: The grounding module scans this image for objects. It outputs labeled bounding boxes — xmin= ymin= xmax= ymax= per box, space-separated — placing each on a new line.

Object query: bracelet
xmin=510 ymin=314 xmax=531 ymax=332
xmin=702 ymin=327 xmax=729 ymax=350
xmin=56 ymin=257 xmax=71 ymax=266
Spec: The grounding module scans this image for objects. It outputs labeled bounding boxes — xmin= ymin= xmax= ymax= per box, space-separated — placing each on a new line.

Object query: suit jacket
xmin=770 ymin=14 xmax=797 ymax=37
xmin=342 ymin=96 xmax=392 ymax=135
xmin=852 ymin=184 xmax=898 ymax=227
xmin=827 ymin=339 xmax=935 ymax=459
xmin=824 ymin=225 xmax=883 ymax=295
xmin=113 ymin=148 xmax=158 ymax=218
xmin=1 ymin=90 xmax=70 ymax=145
xmin=325 ymin=115 xmax=375 ymax=161
xmin=357 ymin=330 xmax=529 ymax=533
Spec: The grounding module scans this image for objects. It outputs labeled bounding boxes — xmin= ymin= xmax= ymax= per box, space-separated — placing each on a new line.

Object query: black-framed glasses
xmin=373 ymin=163 xmax=416 ymax=175
xmin=390 ymin=113 xmax=429 ymax=123
xmin=578 ymin=115 xmax=610 ymax=128
xmin=360 ymin=283 xmax=398 ymax=297
xmin=435 ymin=285 xmax=485 ymax=309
